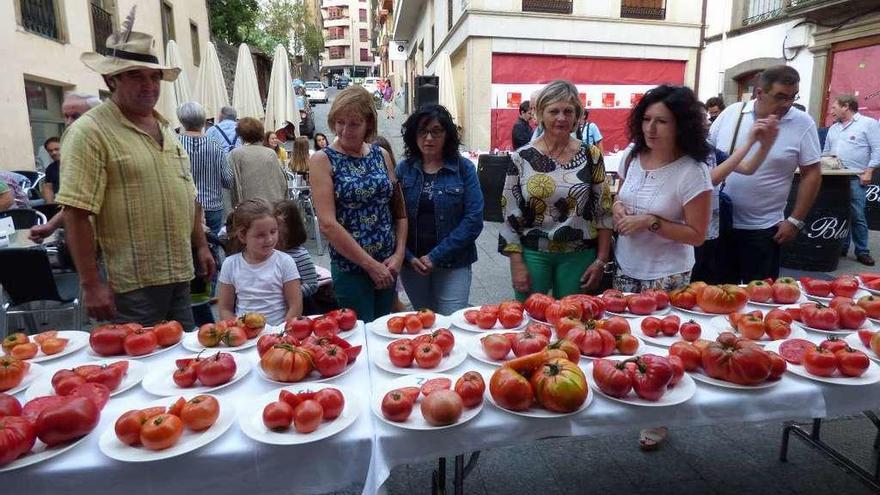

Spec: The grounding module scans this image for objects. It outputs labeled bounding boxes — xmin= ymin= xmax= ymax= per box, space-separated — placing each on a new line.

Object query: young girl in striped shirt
xmin=274 ymin=200 xmax=320 ymax=313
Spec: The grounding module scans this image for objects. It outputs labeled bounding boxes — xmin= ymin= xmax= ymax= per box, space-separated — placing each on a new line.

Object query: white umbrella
xmin=156 ymin=40 xmax=192 ymax=128
xmin=193 ymin=41 xmax=229 ymax=121
xmin=435 ymin=52 xmax=459 ymax=125
xmin=232 ymin=43 xmax=264 ymax=120
xmin=264 ymin=44 xmax=300 ymax=133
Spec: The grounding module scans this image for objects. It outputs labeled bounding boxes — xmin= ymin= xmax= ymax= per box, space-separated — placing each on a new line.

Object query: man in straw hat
xmin=56 ymin=26 xmax=215 ymax=330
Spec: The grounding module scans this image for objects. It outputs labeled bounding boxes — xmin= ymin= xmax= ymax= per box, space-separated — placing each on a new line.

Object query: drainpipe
xmin=694 ymin=0 xmax=708 ymax=96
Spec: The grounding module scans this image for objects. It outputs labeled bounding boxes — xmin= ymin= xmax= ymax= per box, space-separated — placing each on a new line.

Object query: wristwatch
xmin=786 ymin=216 xmax=805 ymax=230
xmin=648 ymin=216 xmax=661 ymax=232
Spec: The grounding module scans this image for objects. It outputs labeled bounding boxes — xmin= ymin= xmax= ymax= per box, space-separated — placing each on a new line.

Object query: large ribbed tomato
xmin=592 ymin=359 xmax=633 ymax=398
xmin=696 ymin=284 xmax=749 ymax=314
xmin=529 ymin=358 xmax=587 ymax=413
xmin=544 ymin=301 xmax=582 ymax=326
xmin=524 ymin=293 xmax=554 ymax=321
xmin=260 ymin=344 xmax=314 ymax=382
xmin=0 ymin=416 xmax=36 ymax=466
xmin=701 ymin=332 xmax=772 ymax=385
xmin=489 ymin=367 xmax=533 ymax=411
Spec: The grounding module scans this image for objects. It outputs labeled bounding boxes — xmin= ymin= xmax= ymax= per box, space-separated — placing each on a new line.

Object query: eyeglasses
xmin=769 ymin=92 xmax=800 ymax=103
xmin=417 ymin=128 xmax=446 ymax=138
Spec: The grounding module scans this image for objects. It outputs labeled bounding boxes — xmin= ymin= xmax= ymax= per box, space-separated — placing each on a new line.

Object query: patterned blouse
xmin=498 ymin=143 xmax=613 ymax=254
xmin=324 ymin=145 xmax=396 ymax=272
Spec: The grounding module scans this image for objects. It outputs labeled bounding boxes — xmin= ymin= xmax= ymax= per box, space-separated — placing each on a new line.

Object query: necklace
xmin=338 ymin=142 xmax=364 ymax=157
xmin=542 ymin=139 xmax=569 ymax=161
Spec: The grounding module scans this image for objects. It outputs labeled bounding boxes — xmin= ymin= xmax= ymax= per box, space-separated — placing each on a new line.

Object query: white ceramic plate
xmin=764 ymin=340 xmax=880 ymax=386
xmin=371 ymin=373 xmax=483 ymax=430
xmin=372 ymin=341 xmax=467 ymax=375
xmin=688 ymin=370 xmax=780 ymax=390
xmin=844 ymin=333 xmax=880 ymax=363
xmin=868 ymin=317 xmax=880 ymax=326
xmin=858 ymin=282 xmax=880 ymax=296
xmin=98 ymin=394 xmax=235 ymax=462
xmin=181 ymin=325 xmax=274 ymax=353
xmin=708 ymin=316 xmax=811 ymax=346
xmin=24 ymin=360 xmax=147 ymax=402
xmin=367 ymin=312 xmax=452 ymax=339
xmin=636 ymin=316 xmax=719 ymax=348
xmin=463 ymin=330 xmax=524 ymax=366
xmin=253 ymin=353 xmax=357 ymax=384
xmin=799 ymin=281 xmax=868 ymax=303
xmin=0 ymin=431 xmax=92 ymax=473
xmin=485 ymin=385 xmax=593 ymax=418
xmin=239 ymin=383 xmax=361 ymax=445
xmin=584 ymin=360 xmax=696 ymax=407
xmin=26 ymin=330 xmax=89 ymax=363
xmin=670 ymin=305 xmax=732 ymax=318
xmin=86 ymin=340 xmax=181 ymax=360
xmin=795 ymin=322 xmax=862 ymax=336
xmin=449 ymin=307 xmax=529 ymax=333
xmin=141 ymin=353 xmax=252 ymax=396
xmin=2 ymin=362 xmax=44 ymax=396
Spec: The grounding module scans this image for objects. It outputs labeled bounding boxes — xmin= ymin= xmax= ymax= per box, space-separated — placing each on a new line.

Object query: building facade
xmin=699 ymin=0 xmax=880 ymax=128
xmin=393 ymin=0 xmax=704 ymax=152
xmin=2 ymin=0 xmax=210 ymax=171
xmin=320 ymin=0 xmax=375 ymax=80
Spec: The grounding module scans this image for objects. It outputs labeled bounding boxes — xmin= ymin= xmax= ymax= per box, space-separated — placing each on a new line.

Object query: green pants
xmin=331 ymin=262 xmax=395 ymax=323
xmin=515 ymin=248 xmax=597 ymax=301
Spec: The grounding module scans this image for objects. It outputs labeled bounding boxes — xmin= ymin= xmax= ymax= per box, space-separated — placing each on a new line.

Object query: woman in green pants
xmin=499 ymin=80 xmax=613 ymax=300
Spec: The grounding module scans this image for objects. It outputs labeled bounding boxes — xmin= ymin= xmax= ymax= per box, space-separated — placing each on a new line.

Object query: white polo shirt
xmin=708 ymin=100 xmax=821 ymax=230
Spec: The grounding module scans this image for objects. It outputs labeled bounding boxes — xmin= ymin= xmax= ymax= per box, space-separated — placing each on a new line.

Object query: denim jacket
xmin=395 ymin=155 xmax=484 ymax=268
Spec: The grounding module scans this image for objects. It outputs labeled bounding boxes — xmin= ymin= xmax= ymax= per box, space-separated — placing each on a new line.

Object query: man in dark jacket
xmin=511 ymin=100 xmax=533 ymax=150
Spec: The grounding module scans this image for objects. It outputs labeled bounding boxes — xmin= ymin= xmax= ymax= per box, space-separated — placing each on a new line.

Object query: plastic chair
xmin=0 ymin=208 xmax=46 ymax=229
xmin=0 ymin=248 xmax=82 ymax=338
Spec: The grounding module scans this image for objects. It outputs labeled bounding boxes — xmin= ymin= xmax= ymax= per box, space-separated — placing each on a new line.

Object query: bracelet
xmin=612 ymin=200 xmax=624 ymax=209
xmin=592 ymin=258 xmax=608 ymax=267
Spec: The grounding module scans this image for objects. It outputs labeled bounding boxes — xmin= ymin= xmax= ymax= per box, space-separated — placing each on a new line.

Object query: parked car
xmin=297 ymin=95 xmax=315 ymax=139
xmin=335 ymin=76 xmax=350 ymax=89
xmin=305 ymin=81 xmax=327 ymax=104
xmin=361 ymin=77 xmax=382 ymax=96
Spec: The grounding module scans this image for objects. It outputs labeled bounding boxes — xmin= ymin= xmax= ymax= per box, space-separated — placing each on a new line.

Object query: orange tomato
xmin=32 ymin=330 xmax=58 ymax=345
xmin=10 ymin=343 xmax=38 ymax=360
xmin=386 ymin=316 xmax=405 ymax=334
xmin=139 ymin=413 xmax=184 ymax=451
xmin=39 ymin=338 xmax=68 ymax=355
xmin=180 ymin=395 xmax=220 ymax=431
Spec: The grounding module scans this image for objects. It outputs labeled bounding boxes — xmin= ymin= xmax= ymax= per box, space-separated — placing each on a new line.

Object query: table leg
xmin=432 ymin=457 xmax=447 ymax=495
xmin=452 ymin=452 xmax=481 ymax=495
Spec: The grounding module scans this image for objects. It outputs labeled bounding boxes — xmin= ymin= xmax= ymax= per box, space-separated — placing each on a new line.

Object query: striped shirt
xmin=284 ymin=246 xmax=319 ymax=297
xmin=177 ymin=134 xmax=233 ymax=211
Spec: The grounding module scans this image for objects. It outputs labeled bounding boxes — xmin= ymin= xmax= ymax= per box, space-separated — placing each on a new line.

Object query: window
xmin=521 ymin=0 xmax=572 ymax=14
xmin=19 ymin=0 xmax=62 ymax=40
xmin=360 ymin=48 xmax=370 ymax=61
xmin=160 ymin=1 xmax=175 ymax=43
xmin=24 ymin=79 xmax=64 ymax=169
xmin=90 ymin=1 xmax=114 ymax=55
xmin=620 ymin=0 xmax=666 ymax=20
xmin=329 ymin=47 xmax=345 ymax=59
xmin=742 ymin=0 xmax=785 ymax=26
xmin=327 ymin=26 xmax=345 ymax=40
xmin=359 ymin=8 xmax=367 ymax=22
xmin=360 ymin=28 xmax=368 ymax=42
xmin=327 ymin=7 xmax=345 ymax=19
xmin=190 ymin=22 xmax=200 ymax=66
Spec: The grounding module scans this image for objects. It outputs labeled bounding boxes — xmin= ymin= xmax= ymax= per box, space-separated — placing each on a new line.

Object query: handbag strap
xmin=728 ymin=102 xmax=747 ymax=155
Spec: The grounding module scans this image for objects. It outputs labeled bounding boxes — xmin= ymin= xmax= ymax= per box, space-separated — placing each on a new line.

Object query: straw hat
xmin=81 ymin=31 xmax=180 ymax=82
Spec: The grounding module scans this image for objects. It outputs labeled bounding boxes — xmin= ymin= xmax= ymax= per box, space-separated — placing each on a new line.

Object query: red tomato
xmin=404 ymin=314 xmax=424 ymax=334
xmin=313 ymin=344 xmax=348 ymax=377
xmin=0 ymin=357 xmax=29 ymax=392
xmin=857 ymin=295 xmax=880 ymax=319
xmin=616 ymin=334 xmax=640 ymax=355
xmin=668 ymin=342 xmax=701 ymax=371
xmin=778 ymin=338 xmax=816 ymax=365
xmin=481 ymin=334 xmax=511 ymax=360
xmin=123 ymin=329 xmax=158 ymax=356
xmin=417 ymin=309 xmax=436 ymax=328
xmin=420 ymin=377 xmax=452 ymax=396
xmin=285 ymin=316 xmax=315 ymax=341
xmin=237 ymin=313 xmax=266 ymax=338
xmin=52 ymin=370 xmax=87 ymax=396
xmin=388 ymin=341 xmax=415 ymax=367
xmin=593 ymin=359 xmax=633 ymax=398
xmin=180 ymin=395 xmax=220 ymax=431
xmin=858 ymin=328 xmax=876 ymax=347
xmin=764 ymin=308 xmax=793 ymax=324
xmin=463 ymin=310 xmax=479 ymax=325
xmin=577 ymin=328 xmax=616 ymax=357
xmin=262 ymin=401 xmax=294 ymax=430
xmin=475 ymin=311 xmax=497 ymax=330
xmin=679 ymin=321 xmax=701 ymax=342
xmin=21 ymin=395 xmax=67 ymax=425
xmin=766 ymin=351 xmax=787 ymax=381
xmin=498 ymin=308 xmax=524 ymax=329
xmin=625 ymin=354 xmax=673 ymax=401
xmin=511 ymin=331 xmax=549 ymax=357
xmin=831 ymin=275 xmax=859 ymax=298
xmin=530 ymin=358 xmax=588 ymax=412
xmin=0 ymin=416 xmax=36 ymax=466
xmin=480 ymin=304 xmax=500 ymax=319
xmin=173 ymin=363 xmax=197 ymax=388
xmin=278 ymin=389 xmax=303 ymax=410
xmin=701 ymin=333 xmax=772 ymax=385
xmin=68 ymin=382 xmax=110 ymax=410
xmin=803 ymin=347 xmax=838 ymax=377
xmin=489 ymin=367 xmax=534 ymax=411
xmin=88 ymin=325 xmax=129 ymax=355
xmin=643 ymin=289 xmax=670 ymax=310
xmin=314 ymin=388 xmax=345 ymax=419
xmin=430 ymin=329 xmax=455 ymax=356
xmin=746 ymin=280 xmax=774 ymax=302
xmin=526 ymin=323 xmax=553 ymax=340
xmin=396 ymin=387 xmax=420 ymax=403
xmin=820 ymin=337 xmax=848 ymax=354
xmin=10 ymin=343 xmax=38 ymax=360
xmin=765 ymin=320 xmax=792 ymax=341
xmin=0 ymin=393 xmax=22 ymax=417
xmin=545 ymin=301 xmax=582 ymax=326
xmin=421 ymin=390 xmax=463 ymax=426
xmin=35 ymin=396 xmax=100 ymax=447
xmin=222 ymin=326 xmax=248 ymax=347
xmin=548 ymin=338 xmax=581 ymax=362
xmin=597 ymin=316 xmax=630 ymax=336
xmin=601 ymin=289 xmax=628 ymax=313
xmin=139 ymin=413 xmax=184 ymax=450
xmin=837 ymin=303 xmax=867 ymax=330
xmin=499 ymin=300 xmax=524 ymax=314
xmin=414 ymin=343 xmax=443 ymax=368
xmin=153 ymin=321 xmax=184 ymax=347
xmin=835 ymin=347 xmax=870 ymax=377
xmin=697 ymin=285 xmax=749 ymax=314
xmin=627 ymin=294 xmax=658 ymax=316
xmin=802 ymin=304 xmax=840 ymax=330
xmin=79 ymin=363 xmax=126 ymax=391
xmin=669 ymin=285 xmax=698 ymax=309
xmin=640 ymin=317 xmax=662 ymax=338
xmin=115 ymin=409 xmax=149 ymax=446
xmin=332 ymin=308 xmax=358 ymax=331
xmin=257 ymin=332 xmax=297 ymax=357
xmin=524 ymin=293 xmax=554 ymax=321
xmin=738 ymin=315 xmax=766 ymax=340
xmin=197 ymin=323 xmax=223 ymax=348
xmin=799 ymin=277 xmax=831 ymax=297
xmin=381 ymin=390 xmax=414 ymax=422
xmin=770 ymin=277 xmax=801 ymax=304
xmin=39 ymin=338 xmax=68 ymax=356
xmin=312 ymin=316 xmax=340 ymax=337
xmin=667 ymin=355 xmax=685 ymax=387
xmin=197 ymin=352 xmax=237 ymax=386
xmin=293 ymin=400 xmax=324 ymax=433
xmin=454 ymin=371 xmax=485 ymax=408
xmin=2 ymin=333 xmax=28 ymax=354
xmin=660 ymin=315 xmax=681 ymax=337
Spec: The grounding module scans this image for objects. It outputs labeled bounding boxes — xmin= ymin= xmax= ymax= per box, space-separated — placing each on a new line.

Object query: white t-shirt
xmin=616 ymin=151 xmax=713 ymax=280
xmin=708 ymin=100 xmax=821 ymax=230
xmin=218 ymin=250 xmax=300 ymax=325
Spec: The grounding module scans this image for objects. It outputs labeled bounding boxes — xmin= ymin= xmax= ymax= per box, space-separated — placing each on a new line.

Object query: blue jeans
xmin=842 ymin=178 xmax=870 ymax=256
xmin=205 ymin=208 xmax=224 ymax=236
xmin=400 ymin=265 xmax=472 ymax=315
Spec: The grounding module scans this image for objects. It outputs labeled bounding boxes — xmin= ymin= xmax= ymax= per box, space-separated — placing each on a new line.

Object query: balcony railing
xmin=522 ymin=0 xmax=572 ymax=15
xmin=742 ymin=0 xmax=786 ymax=26
xmin=91 ymin=3 xmax=113 ymax=55
xmin=620 ymin=0 xmax=666 ymax=20
xmin=21 ymin=0 xmax=59 ymax=40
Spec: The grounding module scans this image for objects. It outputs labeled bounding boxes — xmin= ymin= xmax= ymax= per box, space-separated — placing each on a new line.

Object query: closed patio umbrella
xmin=193 ymin=41 xmax=229 ymax=121
xmin=435 ymin=52 xmax=459 ymax=125
xmin=156 ymin=40 xmax=191 ymax=128
xmin=232 ymin=43 xmax=264 ymax=120
xmin=264 ymin=44 xmax=300 ymax=133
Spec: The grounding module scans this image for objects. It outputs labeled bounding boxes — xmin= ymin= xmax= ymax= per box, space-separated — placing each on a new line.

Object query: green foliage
xmin=207 ymin=0 xmax=260 ymax=46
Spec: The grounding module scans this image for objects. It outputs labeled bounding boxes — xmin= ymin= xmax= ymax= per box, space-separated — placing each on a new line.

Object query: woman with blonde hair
xmin=290 ymin=136 xmax=310 ymax=175
xmin=499 ymin=79 xmax=613 ymax=299
xmin=309 ymin=85 xmax=407 ymax=321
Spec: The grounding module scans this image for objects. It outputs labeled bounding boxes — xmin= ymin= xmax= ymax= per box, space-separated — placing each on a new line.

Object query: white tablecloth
xmin=3 ymin=324 xmax=374 ymax=495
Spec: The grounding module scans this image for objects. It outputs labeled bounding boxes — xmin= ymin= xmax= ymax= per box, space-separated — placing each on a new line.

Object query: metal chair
xmin=287 ymin=172 xmax=326 ymax=255
xmin=11 ymin=171 xmax=41 ymax=186
xmin=0 ymin=248 xmax=82 ymax=338
xmin=0 ymin=208 xmax=46 ymax=229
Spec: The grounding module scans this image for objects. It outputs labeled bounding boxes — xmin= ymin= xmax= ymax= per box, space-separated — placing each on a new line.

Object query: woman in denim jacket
xmin=396 ymin=105 xmax=484 ymax=314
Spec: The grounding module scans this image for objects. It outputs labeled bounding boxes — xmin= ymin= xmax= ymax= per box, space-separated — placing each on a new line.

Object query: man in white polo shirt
xmin=824 ymin=94 xmax=880 ymax=266
xmin=709 ymin=65 xmax=822 ymax=283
